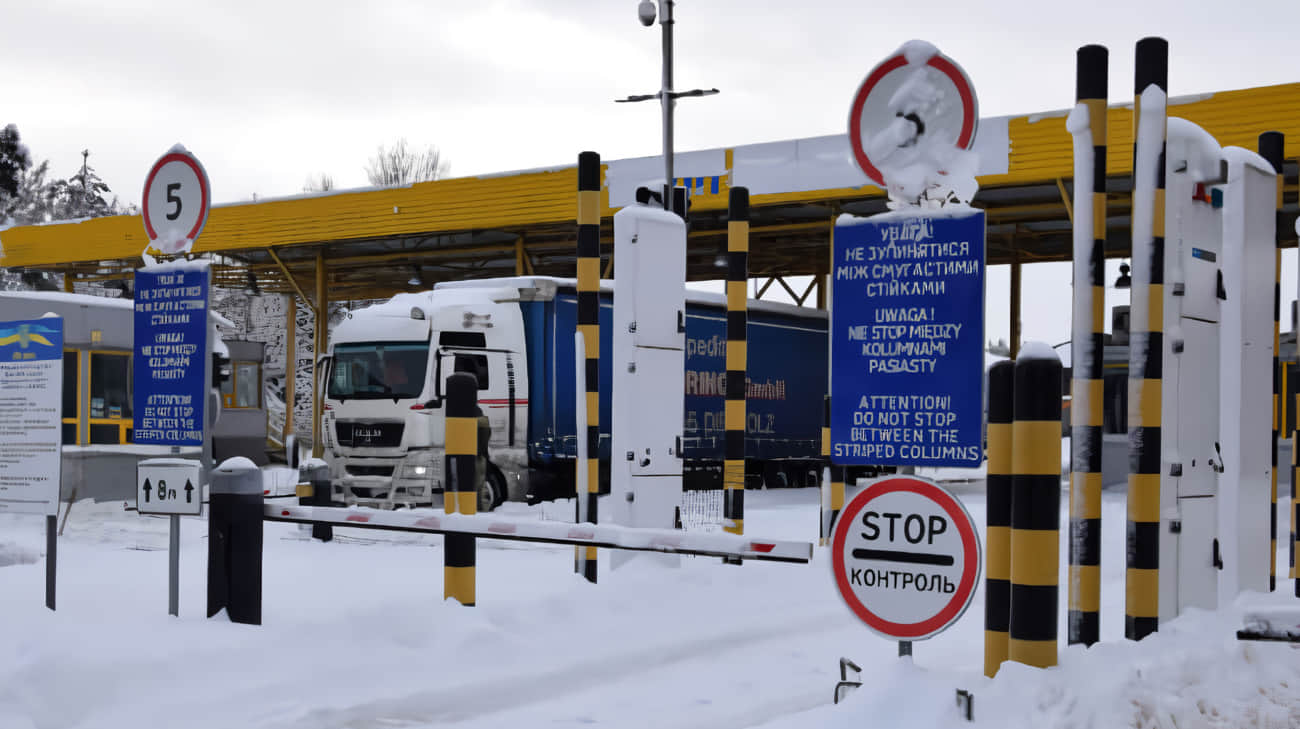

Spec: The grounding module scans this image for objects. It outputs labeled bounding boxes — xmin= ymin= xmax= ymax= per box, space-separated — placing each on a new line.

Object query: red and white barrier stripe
xmin=264 ymin=504 xmax=813 ymax=563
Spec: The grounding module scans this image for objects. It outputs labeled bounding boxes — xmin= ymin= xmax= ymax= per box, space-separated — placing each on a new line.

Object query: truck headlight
xmin=410 ymin=465 xmax=428 ymax=476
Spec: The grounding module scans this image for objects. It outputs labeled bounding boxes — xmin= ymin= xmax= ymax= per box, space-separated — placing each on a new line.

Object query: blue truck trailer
xmin=321 ymin=276 xmax=837 ymax=510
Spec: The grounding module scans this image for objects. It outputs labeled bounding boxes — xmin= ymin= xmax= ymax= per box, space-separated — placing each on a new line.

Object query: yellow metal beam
xmin=1056 ymin=178 xmax=1074 ymax=225
xmin=267 ymin=247 xmax=315 ymax=314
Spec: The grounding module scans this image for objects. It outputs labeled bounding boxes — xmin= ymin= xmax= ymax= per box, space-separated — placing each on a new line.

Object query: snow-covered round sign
xmin=142 ymin=145 xmax=210 ymax=257
xmin=831 ymin=475 xmax=980 ymax=640
xmin=848 ymin=41 xmax=979 ymax=203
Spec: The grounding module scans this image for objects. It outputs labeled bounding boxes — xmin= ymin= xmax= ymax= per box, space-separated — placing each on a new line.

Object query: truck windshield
xmin=328 ymin=342 xmax=429 ymax=400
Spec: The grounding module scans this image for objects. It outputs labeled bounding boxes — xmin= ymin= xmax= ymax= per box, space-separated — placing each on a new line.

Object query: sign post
xmin=135 ymin=143 xmax=213 ymax=616
xmin=831 ymin=475 xmax=981 ymax=655
xmin=138 ymin=458 xmax=202 ymax=615
xmin=0 ymin=316 xmax=64 ymax=609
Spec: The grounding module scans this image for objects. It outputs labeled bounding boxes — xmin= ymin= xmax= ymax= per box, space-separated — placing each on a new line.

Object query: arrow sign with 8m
xmin=831 ymin=475 xmax=980 ymax=641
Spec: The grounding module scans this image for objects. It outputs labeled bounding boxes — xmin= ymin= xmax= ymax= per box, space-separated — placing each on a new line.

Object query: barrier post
xmin=821 ymin=396 xmax=845 ymax=547
xmin=576 ymin=150 xmax=601 ymax=584
xmin=1009 ymin=347 xmax=1061 ymax=668
xmin=1069 ymin=43 xmax=1108 ymax=647
xmin=984 ymin=360 xmax=1014 ymax=677
xmin=206 ymin=458 xmax=264 ymax=625
xmin=723 ymin=187 xmax=749 ymax=550
xmin=1260 ymin=131 xmax=1284 ymax=592
xmin=301 ymin=459 xmax=333 ymax=542
xmin=1127 ymin=36 xmax=1168 ymax=641
xmin=444 ymin=372 xmax=478 ymax=606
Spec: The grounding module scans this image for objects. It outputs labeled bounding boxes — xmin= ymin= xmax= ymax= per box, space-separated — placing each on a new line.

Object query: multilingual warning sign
xmin=830 ymin=210 xmax=986 ymax=467
xmin=831 ymin=475 xmax=981 ymax=640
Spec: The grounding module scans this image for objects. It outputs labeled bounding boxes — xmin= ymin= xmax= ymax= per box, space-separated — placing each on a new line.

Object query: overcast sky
xmin=5 ymin=0 xmax=1299 ymax=344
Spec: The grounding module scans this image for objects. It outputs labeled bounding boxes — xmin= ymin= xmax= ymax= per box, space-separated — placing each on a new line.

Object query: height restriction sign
xmin=831 ymin=475 xmax=981 ymax=640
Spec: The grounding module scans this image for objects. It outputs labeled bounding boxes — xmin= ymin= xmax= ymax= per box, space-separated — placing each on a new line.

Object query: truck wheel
xmin=480 ymin=465 xmax=507 ymax=512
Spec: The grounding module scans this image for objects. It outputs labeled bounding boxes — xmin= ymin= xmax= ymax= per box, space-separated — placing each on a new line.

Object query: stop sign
xmin=831 ymin=475 xmax=981 ymax=640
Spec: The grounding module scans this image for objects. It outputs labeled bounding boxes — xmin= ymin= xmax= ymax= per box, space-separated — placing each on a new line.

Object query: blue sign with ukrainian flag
xmin=0 ymin=317 xmax=64 ymax=515
xmin=0 ymin=319 xmax=63 ymax=360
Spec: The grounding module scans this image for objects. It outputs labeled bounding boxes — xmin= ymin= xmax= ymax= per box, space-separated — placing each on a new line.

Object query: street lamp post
xmin=618 ymin=1 xmax=718 ymax=211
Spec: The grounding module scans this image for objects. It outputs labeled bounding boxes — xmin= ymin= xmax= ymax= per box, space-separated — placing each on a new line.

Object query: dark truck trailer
xmin=518 ymin=281 xmax=834 ymax=500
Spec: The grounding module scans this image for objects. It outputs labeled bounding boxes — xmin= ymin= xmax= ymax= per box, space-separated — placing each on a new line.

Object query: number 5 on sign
xmin=142 ymin=145 xmax=210 ymax=259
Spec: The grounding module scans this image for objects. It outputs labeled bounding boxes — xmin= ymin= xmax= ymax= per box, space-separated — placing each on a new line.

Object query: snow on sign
xmin=0 ymin=317 xmax=63 ymax=516
xmin=831 ymin=476 xmax=980 ymax=641
xmin=137 ymin=458 xmax=202 ymax=516
xmin=830 ymin=209 xmax=985 ymax=467
xmin=847 ymin=40 xmax=979 ymax=204
xmin=142 ymin=145 xmax=210 ymax=257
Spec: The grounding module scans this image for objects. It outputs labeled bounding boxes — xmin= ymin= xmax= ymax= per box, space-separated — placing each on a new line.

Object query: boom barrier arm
xmin=265 ymin=504 xmax=814 ymax=564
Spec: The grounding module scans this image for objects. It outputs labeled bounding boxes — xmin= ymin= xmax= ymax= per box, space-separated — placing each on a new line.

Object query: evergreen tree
xmin=0 ymin=124 xmax=31 ymax=199
xmin=0 ymin=158 xmax=55 ymax=225
xmin=49 ymin=150 xmax=114 ymax=220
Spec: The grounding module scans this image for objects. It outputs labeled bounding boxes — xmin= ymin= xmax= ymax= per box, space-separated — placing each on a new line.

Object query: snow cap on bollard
xmin=212 ymin=457 xmax=262 ymax=495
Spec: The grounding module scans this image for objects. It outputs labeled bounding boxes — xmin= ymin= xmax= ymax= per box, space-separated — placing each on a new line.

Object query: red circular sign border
xmin=142 ymin=151 xmax=210 ymax=243
xmin=831 ymin=476 xmax=981 ymax=640
xmin=847 ymin=52 xmax=978 ymax=187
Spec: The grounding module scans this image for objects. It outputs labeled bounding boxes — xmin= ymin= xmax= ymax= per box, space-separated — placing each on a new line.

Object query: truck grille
xmin=335 ymin=421 xmax=404 ymax=448
xmin=347 ymin=464 xmax=395 ymax=478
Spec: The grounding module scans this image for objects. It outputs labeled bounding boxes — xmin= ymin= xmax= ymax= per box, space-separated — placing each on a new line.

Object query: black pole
xmin=207 ymin=459 xmax=264 ymax=625
xmin=45 ymin=515 xmax=56 ymax=611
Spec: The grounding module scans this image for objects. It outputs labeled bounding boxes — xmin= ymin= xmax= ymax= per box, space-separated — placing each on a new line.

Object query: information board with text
xmin=133 ymin=266 xmax=210 ymax=447
xmin=0 ymin=317 xmax=64 ymax=515
xmin=831 ymin=210 xmax=985 ymax=467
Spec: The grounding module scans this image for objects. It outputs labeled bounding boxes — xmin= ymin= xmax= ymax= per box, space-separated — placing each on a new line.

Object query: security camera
xmin=637 ymin=1 xmax=656 ymax=26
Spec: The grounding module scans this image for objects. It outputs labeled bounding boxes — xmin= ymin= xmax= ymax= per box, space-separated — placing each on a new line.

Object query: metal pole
xmin=312 ymin=249 xmax=327 ymax=458
xmin=169 ymin=514 xmax=180 ymax=616
xmin=1069 ymin=43 xmax=1108 ymax=647
xmin=45 ymin=515 xmax=56 ymax=611
xmin=660 ymin=0 xmax=674 ymax=209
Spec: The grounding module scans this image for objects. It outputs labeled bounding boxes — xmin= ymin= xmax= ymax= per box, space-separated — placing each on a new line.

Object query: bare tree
xmin=365 ymin=139 xmax=449 ymax=187
xmin=303 ymin=173 xmax=335 ymax=193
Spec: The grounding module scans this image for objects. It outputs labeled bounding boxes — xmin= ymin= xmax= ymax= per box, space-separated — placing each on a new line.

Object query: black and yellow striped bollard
xmin=821 ymin=395 xmax=845 ymax=547
xmin=984 ymin=360 xmax=1014 ymax=677
xmin=1127 ymin=36 xmax=1167 ymax=641
xmin=1260 ymin=131 xmax=1284 ymax=592
xmin=723 ymin=187 xmax=749 ymax=548
xmin=1009 ymin=349 xmax=1061 ymax=668
xmin=1069 ymin=43 xmax=1107 ymax=647
xmin=444 ymin=371 xmax=478 ymax=606
xmin=576 ymin=150 xmax=601 ymax=584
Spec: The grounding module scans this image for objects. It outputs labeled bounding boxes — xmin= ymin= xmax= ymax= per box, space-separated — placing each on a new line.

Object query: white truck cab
xmin=322 ymin=285 xmax=528 ymax=509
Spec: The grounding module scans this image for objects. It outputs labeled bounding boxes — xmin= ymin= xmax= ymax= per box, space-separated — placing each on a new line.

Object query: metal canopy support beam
xmin=312 ymin=249 xmax=327 ymax=458
xmin=514 ymin=237 xmax=535 ymax=275
xmin=774 ymin=276 xmax=800 ymax=303
xmin=756 ymin=277 xmax=776 ymax=299
xmin=1010 ymin=248 xmax=1022 ymax=358
xmin=1057 ymin=177 xmax=1075 ymax=224
xmin=797 ymin=277 xmax=818 ymax=306
xmin=267 ymin=247 xmax=315 ymax=315
xmin=284 ymin=293 xmax=296 ymax=443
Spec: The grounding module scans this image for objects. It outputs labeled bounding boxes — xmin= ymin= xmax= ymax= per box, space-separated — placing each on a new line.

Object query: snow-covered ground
xmin=1 ymin=480 xmax=1297 ymax=728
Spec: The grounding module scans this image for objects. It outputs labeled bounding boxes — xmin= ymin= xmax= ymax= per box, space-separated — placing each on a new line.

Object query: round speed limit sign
xmin=142 ymin=145 xmax=210 ymax=256
xmin=831 ymin=475 xmax=981 ymax=641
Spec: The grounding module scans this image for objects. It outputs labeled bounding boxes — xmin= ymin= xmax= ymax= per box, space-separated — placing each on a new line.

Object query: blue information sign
xmin=831 ymin=210 xmax=985 ymax=467
xmin=133 ymin=266 xmax=210 ymax=446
